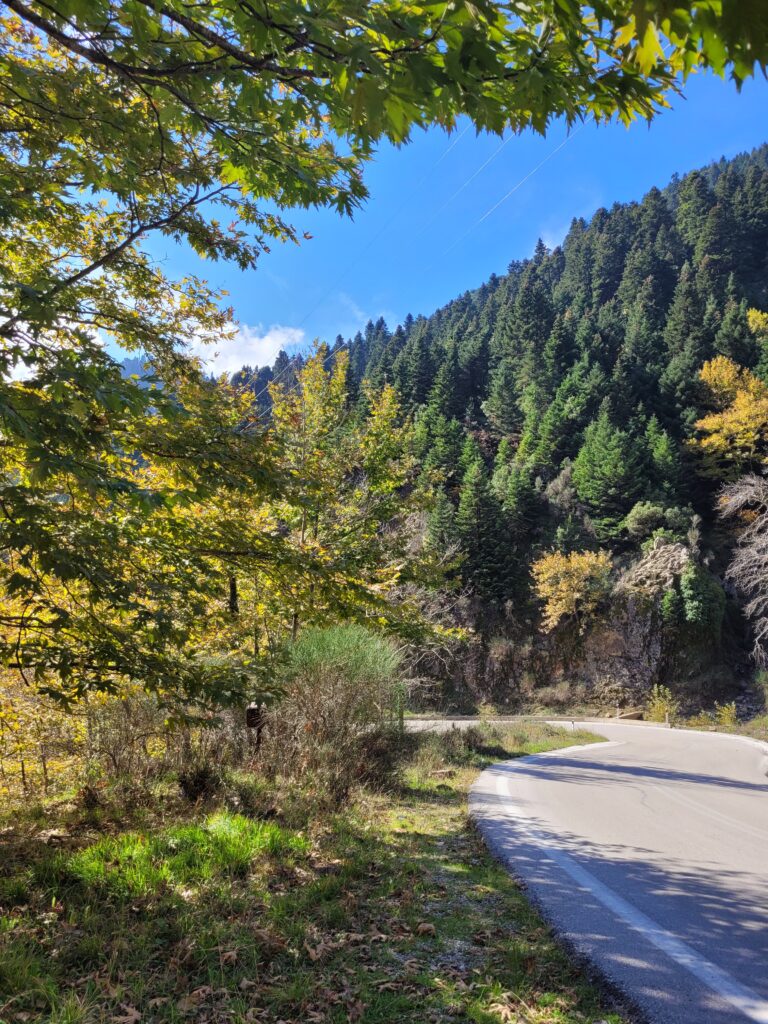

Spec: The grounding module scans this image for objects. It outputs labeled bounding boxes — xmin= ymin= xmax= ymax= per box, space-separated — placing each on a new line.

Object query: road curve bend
xmin=469 ymin=722 xmax=768 ymax=1024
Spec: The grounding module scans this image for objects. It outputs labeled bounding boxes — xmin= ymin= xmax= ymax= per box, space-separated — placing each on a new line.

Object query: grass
xmin=0 ymin=723 xmax=625 ymax=1024
xmin=681 ymin=711 xmax=768 ymax=740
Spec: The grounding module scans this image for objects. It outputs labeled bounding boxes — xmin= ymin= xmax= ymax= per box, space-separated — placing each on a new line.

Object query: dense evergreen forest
xmin=236 ymin=144 xmax=768 ymax=707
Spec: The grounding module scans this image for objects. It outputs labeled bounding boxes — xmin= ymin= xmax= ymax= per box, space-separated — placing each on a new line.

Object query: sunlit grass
xmin=39 ymin=812 xmax=308 ymax=902
xmin=0 ymin=726 xmax=623 ymax=1024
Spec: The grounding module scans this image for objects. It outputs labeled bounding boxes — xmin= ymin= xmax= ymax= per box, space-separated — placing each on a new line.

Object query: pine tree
xmin=660 ymin=263 xmax=712 ymax=426
xmin=483 ymin=356 xmax=519 ymax=435
xmin=491 ymin=437 xmax=514 ymax=498
xmin=458 ymin=433 xmax=482 ymax=477
xmin=592 ymin=211 xmax=632 ymax=306
xmin=715 ymin=295 xmax=757 ymax=365
xmin=426 ymin=340 xmax=464 ymax=420
xmin=572 ymin=404 xmax=643 ymax=539
xmin=542 ymin=314 xmax=576 ymax=394
xmin=645 ymin=416 xmax=682 ymax=498
xmin=504 ymin=464 xmax=538 ymax=531
xmin=427 ymin=489 xmax=458 ymax=551
xmin=456 ymin=460 xmax=509 ymax=600
xmin=676 ymin=171 xmax=715 ymax=252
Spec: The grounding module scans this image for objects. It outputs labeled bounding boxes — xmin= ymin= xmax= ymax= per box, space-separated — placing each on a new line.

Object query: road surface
xmin=466 ymin=721 xmax=768 ymax=1024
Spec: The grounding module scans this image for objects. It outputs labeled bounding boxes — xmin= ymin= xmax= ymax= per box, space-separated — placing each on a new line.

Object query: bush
xmin=686 ymin=711 xmax=715 ymax=729
xmin=178 ymin=762 xmax=225 ymax=802
xmin=224 ymin=770 xmax=277 ymax=818
xmin=715 ymin=701 xmax=738 ymax=728
xmin=262 ymin=625 xmax=402 ymax=804
xmin=408 ymin=725 xmax=510 ymax=780
xmin=680 ymin=565 xmax=726 ymax=635
xmin=646 ymin=684 xmax=681 ymax=723
xmin=624 ymin=501 xmax=666 ymax=540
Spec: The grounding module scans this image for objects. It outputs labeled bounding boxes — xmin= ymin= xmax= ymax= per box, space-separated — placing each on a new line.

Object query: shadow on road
xmin=495 ymin=755 xmax=768 ymax=794
xmin=473 ymin=776 xmax=768 ymax=1024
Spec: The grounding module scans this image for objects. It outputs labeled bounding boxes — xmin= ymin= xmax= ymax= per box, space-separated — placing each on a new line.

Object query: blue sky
xmin=150 ymin=72 xmax=768 ymax=374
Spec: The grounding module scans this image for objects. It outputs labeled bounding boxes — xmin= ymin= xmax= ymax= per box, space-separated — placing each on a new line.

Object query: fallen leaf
xmin=220 ymin=949 xmax=238 ymax=965
xmin=112 ymin=1006 xmax=141 ymax=1024
xmin=416 ymin=922 xmax=436 ymax=936
xmin=346 ymin=999 xmax=365 ymax=1022
xmin=253 ymin=927 xmax=286 ymax=950
xmin=177 ymin=986 xmax=213 ymax=1012
xmin=487 ymin=1003 xmax=516 ymax=1022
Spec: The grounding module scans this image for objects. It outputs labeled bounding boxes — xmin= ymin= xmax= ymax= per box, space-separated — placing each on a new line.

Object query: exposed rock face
xmin=572 ymin=596 xmax=664 ymax=704
xmin=432 ymin=586 xmax=739 ymax=713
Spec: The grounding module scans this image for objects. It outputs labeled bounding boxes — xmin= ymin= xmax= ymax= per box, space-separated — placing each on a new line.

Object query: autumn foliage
xmin=531 ymin=550 xmax=613 ymax=632
xmin=692 ymin=356 xmax=768 ymax=475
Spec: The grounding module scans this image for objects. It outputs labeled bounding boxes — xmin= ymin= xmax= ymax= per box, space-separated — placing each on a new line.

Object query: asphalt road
xmin=465 ymin=721 xmax=768 ymax=1024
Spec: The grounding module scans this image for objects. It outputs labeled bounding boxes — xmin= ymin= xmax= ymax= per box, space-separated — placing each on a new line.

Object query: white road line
xmin=493 ymin=771 xmax=768 ymax=1023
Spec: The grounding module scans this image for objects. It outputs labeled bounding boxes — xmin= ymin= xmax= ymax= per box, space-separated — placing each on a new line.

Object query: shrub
xmin=262 ymin=624 xmax=402 ymax=804
xmin=680 ymin=564 xmax=726 ymax=635
xmin=624 ymin=501 xmax=666 ymax=540
xmin=646 ymin=684 xmax=681 ymax=723
xmin=755 ymin=670 xmax=768 ymax=710
xmin=715 ymin=701 xmax=738 ymax=728
xmin=178 ymin=762 xmax=225 ymax=802
xmin=686 ymin=711 xmax=715 ymax=729
xmin=224 ymin=770 xmax=277 ymax=818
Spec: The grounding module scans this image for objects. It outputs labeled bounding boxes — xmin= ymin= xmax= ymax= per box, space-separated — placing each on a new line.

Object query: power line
xmin=439 ymin=123 xmax=584 ymax=260
xmin=252 ymin=120 xmax=580 ymax=404
xmin=292 ymin=122 xmax=472 ymax=333
xmin=409 ymin=130 xmax=515 ymax=243
xmin=251 ymin=123 xmax=473 ymax=403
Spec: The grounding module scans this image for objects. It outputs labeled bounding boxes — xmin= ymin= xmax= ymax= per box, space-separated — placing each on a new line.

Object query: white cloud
xmin=337 ymin=292 xmax=367 ymax=328
xmin=193 ymin=323 xmax=306 ymax=375
xmin=334 ymin=292 xmax=397 ymax=338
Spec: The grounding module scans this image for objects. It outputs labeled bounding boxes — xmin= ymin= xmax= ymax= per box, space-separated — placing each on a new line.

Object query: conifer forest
xmin=234 ymin=144 xmax=768 ymax=710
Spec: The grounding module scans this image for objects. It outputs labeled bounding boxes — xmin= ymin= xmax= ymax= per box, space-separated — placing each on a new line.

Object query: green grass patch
xmin=47 ymin=813 xmax=307 ymax=900
xmin=0 ymin=724 xmax=623 ymax=1024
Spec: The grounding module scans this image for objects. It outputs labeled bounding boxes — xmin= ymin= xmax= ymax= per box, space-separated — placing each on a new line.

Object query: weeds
xmin=0 ymin=724 xmax=622 ymax=1024
xmin=714 ymin=701 xmax=738 ymax=728
xmin=646 ymin=684 xmax=681 ymax=723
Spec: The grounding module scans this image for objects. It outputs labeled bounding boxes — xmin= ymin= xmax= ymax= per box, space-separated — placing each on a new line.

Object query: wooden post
xmin=246 ymin=703 xmax=265 ymax=749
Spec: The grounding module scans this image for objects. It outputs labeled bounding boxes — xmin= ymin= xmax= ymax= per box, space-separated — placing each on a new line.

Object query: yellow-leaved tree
xmin=531 ymin=550 xmax=613 ymax=632
xmin=691 ymin=356 xmax=768 ymax=477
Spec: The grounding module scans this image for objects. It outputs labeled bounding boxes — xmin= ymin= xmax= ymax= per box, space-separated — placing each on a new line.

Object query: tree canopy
xmin=2 ymin=2 xmax=768 ymax=701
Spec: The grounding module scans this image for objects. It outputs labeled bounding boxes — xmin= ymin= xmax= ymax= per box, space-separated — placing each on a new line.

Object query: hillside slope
xmin=240 ymin=144 xmax=768 ymax=710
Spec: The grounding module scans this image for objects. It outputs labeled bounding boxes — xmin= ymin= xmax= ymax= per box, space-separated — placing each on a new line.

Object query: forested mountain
xmin=237 ymin=144 xmax=768 ymax=707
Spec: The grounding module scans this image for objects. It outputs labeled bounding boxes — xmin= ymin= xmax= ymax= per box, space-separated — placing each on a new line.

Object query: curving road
xmin=468 ymin=722 xmax=768 ymax=1024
